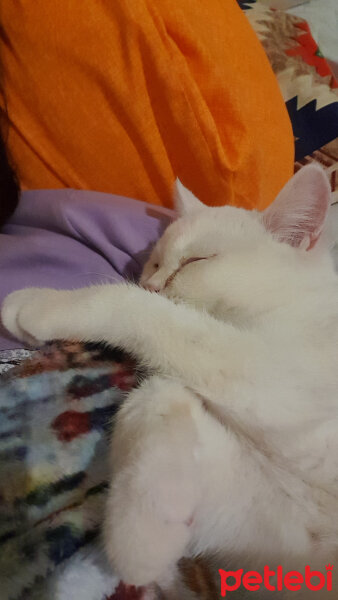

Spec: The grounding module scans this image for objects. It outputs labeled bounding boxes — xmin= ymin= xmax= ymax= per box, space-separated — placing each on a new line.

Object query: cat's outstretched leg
xmin=1 ymin=284 xmax=262 ymax=389
xmin=104 ymin=376 xmax=202 ymax=587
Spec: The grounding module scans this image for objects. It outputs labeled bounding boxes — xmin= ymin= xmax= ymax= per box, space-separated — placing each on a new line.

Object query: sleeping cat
xmin=2 ymin=165 xmax=338 ymax=599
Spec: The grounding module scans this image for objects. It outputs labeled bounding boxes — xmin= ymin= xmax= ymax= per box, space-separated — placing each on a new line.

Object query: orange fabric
xmin=0 ymin=0 xmax=293 ymax=210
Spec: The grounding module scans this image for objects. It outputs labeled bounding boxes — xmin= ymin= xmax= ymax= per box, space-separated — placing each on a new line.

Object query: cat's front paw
xmin=1 ymin=288 xmax=55 ymax=346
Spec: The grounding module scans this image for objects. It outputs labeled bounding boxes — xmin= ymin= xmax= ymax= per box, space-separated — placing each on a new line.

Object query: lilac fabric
xmin=0 ymin=189 xmax=173 ymax=350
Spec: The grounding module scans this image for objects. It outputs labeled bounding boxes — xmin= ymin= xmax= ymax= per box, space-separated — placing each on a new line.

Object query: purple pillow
xmin=0 ymin=189 xmax=173 ymax=350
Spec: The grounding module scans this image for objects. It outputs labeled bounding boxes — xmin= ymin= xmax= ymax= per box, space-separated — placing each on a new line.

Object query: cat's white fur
xmin=2 ymin=165 xmax=338 ymax=598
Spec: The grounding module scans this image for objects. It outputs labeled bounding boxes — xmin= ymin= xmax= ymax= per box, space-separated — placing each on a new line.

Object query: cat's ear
xmin=174 ymin=179 xmax=204 ymax=216
xmin=262 ymin=165 xmax=331 ymax=250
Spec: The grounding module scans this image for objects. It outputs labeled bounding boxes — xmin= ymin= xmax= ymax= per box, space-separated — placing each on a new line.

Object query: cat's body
xmin=2 ymin=165 xmax=338 ymax=598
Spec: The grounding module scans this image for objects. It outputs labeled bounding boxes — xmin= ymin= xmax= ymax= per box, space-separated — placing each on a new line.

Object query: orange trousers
xmin=0 ymin=0 xmax=293 ymax=209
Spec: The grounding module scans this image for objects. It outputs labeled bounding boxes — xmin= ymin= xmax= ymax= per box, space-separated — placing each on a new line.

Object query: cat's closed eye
xmin=163 ymin=255 xmax=215 ymax=289
xmin=180 ymin=254 xmax=217 ymax=268
xmin=180 ymin=256 xmax=209 ymax=267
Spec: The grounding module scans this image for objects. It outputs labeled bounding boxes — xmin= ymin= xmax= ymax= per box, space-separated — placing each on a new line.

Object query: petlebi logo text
xmin=219 ymin=565 xmax=333 ymax=596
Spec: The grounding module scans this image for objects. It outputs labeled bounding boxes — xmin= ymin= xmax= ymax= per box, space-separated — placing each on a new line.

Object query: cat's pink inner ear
xmin=174 ymin=179 xmax=204 ymax=217
xmin=262 ymin=165 xmax=331 ymax=250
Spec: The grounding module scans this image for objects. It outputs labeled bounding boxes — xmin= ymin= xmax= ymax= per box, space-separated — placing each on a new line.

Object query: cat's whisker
xmin=124 ymin=273 xmax=140 ymax=286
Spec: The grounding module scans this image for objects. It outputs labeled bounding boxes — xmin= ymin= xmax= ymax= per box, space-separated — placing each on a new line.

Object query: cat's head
xmin=140 ymin=165 xmax=332 ymax=321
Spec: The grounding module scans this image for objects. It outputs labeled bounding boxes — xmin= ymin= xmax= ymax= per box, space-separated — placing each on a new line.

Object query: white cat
xmin=2 ymin=165 xmax=338 ymax=599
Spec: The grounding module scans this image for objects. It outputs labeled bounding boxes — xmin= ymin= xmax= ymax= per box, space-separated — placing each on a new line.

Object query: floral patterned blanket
xmin=0 ymin=344 xmax=135 ymax=599
xmin=0 ymin=343 xmax=220 ymax=600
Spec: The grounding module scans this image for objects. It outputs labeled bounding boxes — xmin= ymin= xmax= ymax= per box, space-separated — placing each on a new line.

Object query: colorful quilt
xmin=0 ymin=343 xmax=218 ymax=600
xmin=0 ymin=343 xmax=134 ymax=600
